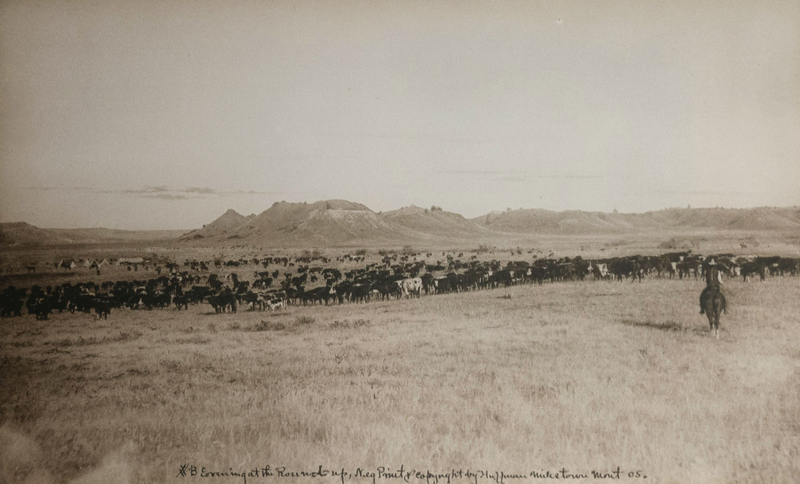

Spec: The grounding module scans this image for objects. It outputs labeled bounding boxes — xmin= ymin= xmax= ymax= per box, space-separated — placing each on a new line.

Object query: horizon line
xmin=2 ymin=202 xmax=798 ymax=231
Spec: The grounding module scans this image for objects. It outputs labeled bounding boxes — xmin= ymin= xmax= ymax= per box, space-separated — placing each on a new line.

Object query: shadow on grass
xmin=201 ymin=310 xmax=290 ymax=317
xmin=620 ymin=319 xmax=707 ymax=334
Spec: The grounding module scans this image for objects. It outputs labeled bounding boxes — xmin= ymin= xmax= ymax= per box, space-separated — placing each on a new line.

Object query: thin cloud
xmin=145 ymin=193 xmax=189 ymax=200
xmin=122 ymin=186 xmax=170 ymax=194
xmin=437 ymin=170 xmax=607 ymax=180
xmin=19 ymin=185 xmax=278 ymax=199
xmin=437 ymin=170 xmax=505 ymax=175
xmin=185 ymin=187 xmax=217 ymax=194
xmin=22 ymin=186 xmax=92 ymax=191
xmin=320 ymin=131 xmax=482 ymax=144
xmin=229 ymin=190 xmax=276 ymax=195
xmin=624 ymin=189 xmax=762 ymax=197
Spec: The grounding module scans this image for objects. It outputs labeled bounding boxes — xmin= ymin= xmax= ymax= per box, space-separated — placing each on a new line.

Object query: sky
xmin=1 ymin=0 xmax=798 ymax=230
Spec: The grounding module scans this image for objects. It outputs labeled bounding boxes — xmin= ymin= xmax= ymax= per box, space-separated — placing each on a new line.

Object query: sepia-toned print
xmin=1 ymin=1 xmax=799 ymax=483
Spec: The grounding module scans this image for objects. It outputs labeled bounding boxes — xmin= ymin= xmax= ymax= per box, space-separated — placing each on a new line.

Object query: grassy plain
xmin=2 ymin=270 xmax=800 ymax=484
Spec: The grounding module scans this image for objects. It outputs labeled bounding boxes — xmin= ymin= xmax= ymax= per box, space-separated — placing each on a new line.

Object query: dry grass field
xmin=2 ymin=270 xmax=799 ymax=484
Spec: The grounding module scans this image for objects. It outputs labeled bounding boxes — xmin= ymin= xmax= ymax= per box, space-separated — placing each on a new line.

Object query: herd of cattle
xmin=1 ymin=251 xmax=798 ymax=320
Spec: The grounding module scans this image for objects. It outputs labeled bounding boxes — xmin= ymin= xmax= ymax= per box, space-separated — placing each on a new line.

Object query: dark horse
xmin=700 ymin=262 xmax=726 ymax=338
xmin=701 ymin=287 xmax=725 ymax=338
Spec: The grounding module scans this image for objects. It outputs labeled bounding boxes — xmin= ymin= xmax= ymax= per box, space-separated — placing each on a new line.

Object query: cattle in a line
xmin=252 ymin=277 xmax=273 ymax=289
xmin=207 ymin=291 xmax=237 ymax=313
xmin=676 ymin=260 xmax=701 ymax=279
xmin=370 ymin=279 xmax=402 ymax=301
xmin=665 ymin=262 xmax=678 ymax=279
xmin=775 ymin=257 xmax=800 ymax=276
xmin=397 ymin=277 xmax=423 ymax=298
xmin=662 ymin=252 xmax=691 ymax=262
xmin=591 ymin=263 xmax=611 ymax=281
xmin=1 ymin=287 xmax=26 ymax=317
xmin=417 ymin=274 xmax=433 ymax=295
xmin=94 ymin=300 xmax=112 ymax=319
xmin=267 ymin=297 xmax=286 ymax=311
xmin=1 ymin=297 xmax=24 ymax=317
xmin=34 ymin=299 xmax=51 ymax=320
xmin=433 ymin=276 xmax=452 ymax=294
xmin=347 ymin=283 xmax=372 ymax=304
xmin=173 ymin=295 xmax=189 ymax=310
xmin=300 ymin=286 xmax=337 ymax=305
xmin=740 ymin=261 xmax=767 ymax=282
xmin=3 ymin=251 xmax=798 ymax=326
xmin=608 ymin=259 xmax=639 ymax=282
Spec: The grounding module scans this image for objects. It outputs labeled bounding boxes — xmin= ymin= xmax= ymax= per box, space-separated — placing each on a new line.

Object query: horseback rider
xmin=699 ymin=258 xmax=726 ymax=314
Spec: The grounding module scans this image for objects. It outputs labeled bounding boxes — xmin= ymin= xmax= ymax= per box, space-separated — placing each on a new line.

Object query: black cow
xmin=34 ymin=299 xmax=51 ymax=320
xmin=94 ymin=300 xmax=112 ymax=319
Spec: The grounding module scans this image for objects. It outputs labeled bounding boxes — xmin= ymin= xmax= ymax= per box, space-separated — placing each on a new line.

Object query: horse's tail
xmin=702 ymin=287 xmax=724 ymax=316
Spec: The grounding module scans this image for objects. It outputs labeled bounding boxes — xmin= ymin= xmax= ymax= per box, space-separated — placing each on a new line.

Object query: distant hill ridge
xmin=381 ymin=205 xmax=492 ymax=237
xmin=474 ymin=206 xmax=800 ymax=233
xmin=177 ymin=202 xmax=800 ymax=247
xmin=3 ymin=203 xmax=799 ymax=248
xmin=0 ymin=222 xmax=186 ymax=247
xmin=0 ymin=222 xmax=69 ymax=247
xmin=190 ymin=200 xmax=410 ymax=247
xmin=179 ymin=209 xmax=253 ymax=240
